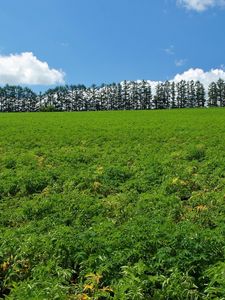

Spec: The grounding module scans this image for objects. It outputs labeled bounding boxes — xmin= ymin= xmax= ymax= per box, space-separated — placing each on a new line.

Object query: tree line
xmin=0 ymin=78 xmax=224 ymax=112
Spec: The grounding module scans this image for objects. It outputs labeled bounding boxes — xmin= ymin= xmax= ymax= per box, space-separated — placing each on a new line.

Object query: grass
xmin=1 ymin=108 xmax=225 ymax=299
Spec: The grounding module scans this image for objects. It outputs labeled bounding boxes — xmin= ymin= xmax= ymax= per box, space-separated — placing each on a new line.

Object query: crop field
xmin=1 ymin=109 xmax=225 ymax=299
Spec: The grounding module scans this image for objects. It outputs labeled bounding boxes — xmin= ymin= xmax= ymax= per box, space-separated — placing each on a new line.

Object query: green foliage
xmin=39 ymin=105 xmax=56 ymax=112
xmin=186 ymin=144 xmax=206 ymax=162
xmin=1 ymin=109 xmax=225 ymax=298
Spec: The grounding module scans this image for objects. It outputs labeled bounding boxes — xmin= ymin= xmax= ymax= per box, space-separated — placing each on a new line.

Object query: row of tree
xmin=0 ymin=79 xmax=225 ymax=112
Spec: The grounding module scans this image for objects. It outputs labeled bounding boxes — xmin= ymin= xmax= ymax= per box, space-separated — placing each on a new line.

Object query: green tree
xmin=195 ymin=81 xmax=205 ymax=107
xmin=208 ymin=82 xmax=218 ymax=107
xmin=216 ymin=78 xmax=225 ymax=107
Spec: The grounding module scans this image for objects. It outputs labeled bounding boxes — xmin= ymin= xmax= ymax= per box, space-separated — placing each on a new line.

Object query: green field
xmin=1 ymin=109 xmax=225 ymax=299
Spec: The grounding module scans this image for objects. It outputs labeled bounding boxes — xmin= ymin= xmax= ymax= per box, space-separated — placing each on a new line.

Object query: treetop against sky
xmin=0 ymin=0 xmax=225 ymax=91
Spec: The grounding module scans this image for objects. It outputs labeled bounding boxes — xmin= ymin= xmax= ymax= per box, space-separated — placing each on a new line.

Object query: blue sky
xmin=0 ymin=0 xmax=225 ymax=90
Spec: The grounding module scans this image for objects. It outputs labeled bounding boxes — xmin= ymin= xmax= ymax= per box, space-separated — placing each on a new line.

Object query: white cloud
xmin=177 ymin=0 xmax=225 ymax=11
xmin=144 ymin=68 xmax=225 ymax=95
xmin=164 ymin=45 xmax=175 ymax=55
xmin=0 ymin=52 xmax=65 ymax=85
xmin=175 ymin=58 xmax=187 ymax=66
xmin=172 ymin=68 xmax=225 ymax=86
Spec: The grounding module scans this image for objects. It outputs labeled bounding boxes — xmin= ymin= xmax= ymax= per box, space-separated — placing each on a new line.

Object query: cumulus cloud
xmin=177 ymin=0 xmax=225 ymax=11
xmin=143 ymin=68 xmax=225 ymax=95
xmin=172 ymin=68 xmax=225 ymax=87
xmin=0 ymin=52 xmax=65 ymax=85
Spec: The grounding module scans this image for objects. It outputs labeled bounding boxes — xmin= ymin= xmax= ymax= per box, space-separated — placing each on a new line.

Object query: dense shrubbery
xmin=1 ymin=109 xmax=225 ymax=299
